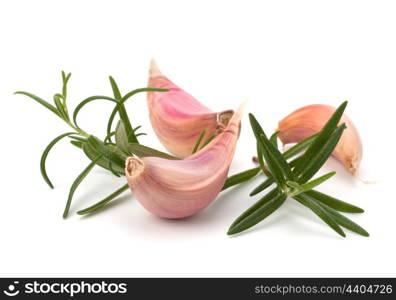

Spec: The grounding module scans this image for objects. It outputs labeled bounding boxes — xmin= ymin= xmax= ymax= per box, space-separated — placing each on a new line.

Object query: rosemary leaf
xmin=77 ymin=184 xmax=129 ymax=215
xmin=69 ymin=135 xmax=87 ymax=143
xmin=200 ymin=133 xmax=216 ymax=149
xmin=228 ymin=189 xmax=287 ymax=235
xmin=40 ymin=132 xmax=76 ymax=189
xmin=296 ymin=124 xmax=346 ymax=183
xmin=86 ymin=136 xmax=125 ymax=167
xmin=104 ymin=131 xmax=116 ymax=144
xmin=293 ymin=101 xmax=347 ymax=177
xmin=126 ymin=143 xmax=180 ymax=160
xmin=286 ymin=181 xmax=300 ymax=189
xmin=82 ymin=141 xmax=125 ymax=175
xmin=294 ymin=194 xmax=346 ymax=237
xmin=53 ymin=94 xmax=69 ymax=121
xmin=108 ymin=162 xmax=121 ymax=178
xmin=192 ymin=129 xmax=207 ymax=154
xmin=106 ymin=107 xmax=118 ymax=144
xmin=249 ymin=113 xmax=291 ymax=186
xmin=314 ymin=201 xmax=369 ymax=237
xmin=269 ymin=131 xmax=280 ymax=148
xmin=289 ymin=171 xmax=336 ymax=196
xmin=109 ymin=77 xmax=139 ymax=144
xmin=256 ymin=142 xmax=267 ymax=173
xmin=222 ymin=167 xmax=261 ymax=191
xmin=72 ymin=95 xmax=117 ymax=129
xmin=70 ymin=140 xmax=83 ymax=148
xmin=115 ymin=120 xmax=131 ymax=155
xmin=304 ymin=190 xmax=364 ymax=213
xmin=282 ymin=133 xmax=318 ymax=160
xmin=63 ymin=159 xmax=99 ymax=218
xmin=105 ymin=87 xmax=168 ymax=142
xmin=61 ymin=71 xmax=71 ymax=101
xmin=15 ymin=91 xmax=61 ymax=118
xmin=249 ymin=178 xmax=274 ymax=196
xmin=258 ymin=132 xmax=292 ymax=186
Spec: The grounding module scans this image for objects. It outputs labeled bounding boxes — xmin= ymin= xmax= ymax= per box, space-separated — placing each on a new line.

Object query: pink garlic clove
xmin=125 ymin=103 xmax=244 ymax=219
xmin=147 ymin=59 xmax=234 ymax=158
xmin=278 ymin=104 xmax=363 ymax=174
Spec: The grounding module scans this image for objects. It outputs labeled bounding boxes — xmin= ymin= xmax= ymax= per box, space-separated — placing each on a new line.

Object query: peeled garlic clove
xmin=278 ymin=104 xmax=362 ymax=174
xmin=125 ymin=103 xmax=244 ymax=219
xmin=147 ymin=59 xmax=234 ymax=158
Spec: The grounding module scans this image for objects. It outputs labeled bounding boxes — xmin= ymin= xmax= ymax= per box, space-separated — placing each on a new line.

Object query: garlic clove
xmin=278 ymin=104 xmax=363 ymax=174
xmin=147 ymin=59 xmax=234 ymax=158
xmin=125 ymin=103 xmax=244 ymax=219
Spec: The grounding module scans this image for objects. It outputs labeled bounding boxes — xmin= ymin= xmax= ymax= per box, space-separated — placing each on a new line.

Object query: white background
xmin=1 ymin=0 xmax=395 ymax=277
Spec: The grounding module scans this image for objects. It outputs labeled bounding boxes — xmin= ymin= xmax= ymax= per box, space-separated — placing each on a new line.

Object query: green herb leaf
xmin=126 ymin=143 xmax=180 ymax=160
xmin=106 ymin=107 xmax=119 ymax=144
xmin=72 ymin=95 xmax=117 ymax=129
xmin=63 ymin=159 xmax=99 ymax=218
xmin=77 ymin=184 xmax=129 ymax=215
xmin=250 ymin=152 xmax=302 ymax=187
xmin=296 ymin=124 xmax=346 ymax=183
xmin=282 ymin=133 xmax=318 ymax=160
xmin=106 ymin=87 xmax=169 ymax=144
xmin=200 ymin=133 xmax=216 ymax=149
xmin=15 ymin=91 xmax=61 ymax=117
xmin=314 ymin=201 xmax=369 ymax=237
xmin=53 ymin=94 xmax=69 ymax=121
xmin=289 ymin=171 xmax=336 ymax=196
xmin=109 ymin=76 xmax=137 ymax=144
xmin=61 ymin=71 xmax=71 ymax=101
xmin=115 ymin=120 xmax=131 ymax=155
xmin=250 ymin=114 xmax=292 ymax=186
xmin=293 ymin=101 xmax=347 ymax=177
xmin=222 ymin=167 xmax=261 ymax=191
xmin=256 ymin=142 xmax=267 ymax=173
xmin=269 ymin=131 xmax=280 ymax=148
xmin=249 ymin=178 xmax=274 ymax=196
xmin=304 ymin=190 xmax=364 ymax=213
xmin=69 ymin=135 xmax=87 ymax=143
xmin=70 ymin=140 xmax=83 ymax=148
xmin=107 ymin=162 xmax=121 ymax=178
xmin=258 ymin=132 xmax=292 ymax=186
xmin=122 ymin=87 xmax=169 ymax=102
xmin=294 ymin=193 xmax=346 ymax=237
xmin=82 ymin=140 xmax=125 ymax=175
xmin=286 ymin=180 xmax=300 ymax=189
xmin=104 ymin=131 xmax=116 ymax=144
xmin=228 ymin=189 xmax=287 ymax=235
xmin=40 ymin=132 xmax=76 ymax=189
xmin=192 ymin=129 xmax=207 ymax=154
xmin=86 ymin=136 xmax=125 ymax=167
xmin=251 ymin=114 xmax=292 ymax=185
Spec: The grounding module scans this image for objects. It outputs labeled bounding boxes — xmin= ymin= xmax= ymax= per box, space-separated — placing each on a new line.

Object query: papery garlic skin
xmin=278 ymin=104 xmax=362 ymax=174
xmin=147 ymin=59 xmax=234 ymax=158
xmin=125 ymin=104 xmax=244 ymax=219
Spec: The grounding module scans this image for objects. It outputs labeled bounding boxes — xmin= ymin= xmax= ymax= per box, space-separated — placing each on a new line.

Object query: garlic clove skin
xmin=278 ymin=104 xmax=363 ymax=174
xmin=147 ymin=59 xmax=234 ymax=158
xmin=125 ymin=103 xmax=244 ymax=219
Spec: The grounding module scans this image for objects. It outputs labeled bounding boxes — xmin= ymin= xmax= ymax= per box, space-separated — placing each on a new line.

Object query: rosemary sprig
xmin=227 ymin=101 xmax=369 ymax=238
xmin=16 ymin=71 xmax=169 ymax=218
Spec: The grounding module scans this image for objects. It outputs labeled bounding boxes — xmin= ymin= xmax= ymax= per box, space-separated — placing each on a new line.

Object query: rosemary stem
xmin=64 ymin=120 xmax=89 ymax=138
